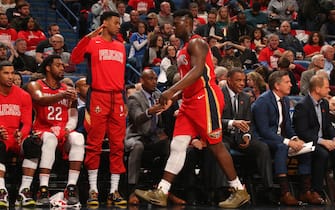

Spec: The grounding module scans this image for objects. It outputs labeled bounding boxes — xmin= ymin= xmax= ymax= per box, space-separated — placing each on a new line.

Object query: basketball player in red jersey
xmin=135 ymin=10 xmax=250 ymax=208
xmin=0 ymin=61 xmax=41 ymax=208
xmin=26 ymin=55 xmax=85 ymax=207
xmin=71 ymin=11 xmax=127 ymax=206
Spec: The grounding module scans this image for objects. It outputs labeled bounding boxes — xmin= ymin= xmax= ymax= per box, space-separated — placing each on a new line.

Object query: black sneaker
xmin=64 ymin=185 xmax=80 ymax=206
xmin=0 ymin=189 xmax=8 ymax=208
xmin=15 ymin=188 xmax=36 ymax=207
xmin=36 ymin=186 xmax=50 ymax=207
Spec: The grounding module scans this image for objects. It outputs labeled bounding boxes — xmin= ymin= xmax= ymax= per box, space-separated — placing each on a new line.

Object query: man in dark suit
xmin=293 ymin=75 xmax=333 ymax=205
xmin=222 ymin=68 xmax=273 ymax=189
xmin=252 ymin=70 xmax=309 ymax=206
xmin=125 ymin=69 xmax=170 ymax=204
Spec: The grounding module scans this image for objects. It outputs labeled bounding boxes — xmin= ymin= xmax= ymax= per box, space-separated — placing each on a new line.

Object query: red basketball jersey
xmin=33 ymin=79 xmax=70 ymax=136
xmin=176 ymin=35 xmax=218 ymax=99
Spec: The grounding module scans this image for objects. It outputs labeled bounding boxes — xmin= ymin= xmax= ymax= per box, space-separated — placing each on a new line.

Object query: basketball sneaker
xmin=36 ymin=186 xmax=50 ymax=207
xmin=218 ymin=187 xmax=250 ymax=208
xmin=135 ymin=188 xmax=168 ymax=207
xmin=87 ymin=190 xmax=99 ymax=206
xmin=0 ymin=189 xmax=8 ymax=208
xmin=107 ymin=191 xmax=127 ymax=206
xmin=15 ymin=188 xmax=35 ymax=207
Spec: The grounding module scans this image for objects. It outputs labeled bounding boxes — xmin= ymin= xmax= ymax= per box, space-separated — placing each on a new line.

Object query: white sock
xmin=39 ymin=174 xmax=50 ymax=187
xmin=158 ymin=179 xmax=171 ymax=194
xmin=19 ymin=175 xmax=33 ymax=192
xmin=0 ymin=177 xmax=5 ymax=190
xmin=67 ymin=170 xmax=80 ymax=186
xmin=88 ymin=169 xmax=98 ymax=193
xmin=228 ymin=177 xmax=244 ymax=190
xmin=110 ymin=174 xmax=120 ymax=193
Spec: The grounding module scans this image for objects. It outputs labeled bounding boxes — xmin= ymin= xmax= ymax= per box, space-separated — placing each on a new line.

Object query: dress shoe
xmin=300 ymin=191 xmax=325 ymax=205
xmin=168 ymin=193 xmax=186 ymax=205
xmin=128 ymin=193 xmax=140 ymax=205
xmin=280 ymin=192 xmax=303 ymax=206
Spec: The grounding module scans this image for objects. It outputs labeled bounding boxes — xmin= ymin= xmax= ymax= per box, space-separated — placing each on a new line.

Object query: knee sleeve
xmin=39 ymin=132 xmax=58 ymax=169
xmin=23 ymin=135 xmax=42 ymax=159
xmin=22 ymin=158 xmax=38 ymax=170
xmin=68 ymin=132 xmax=85 ymax=162
xmin=0 ymin=141 xmax=6 ymax=164
xmin=165 ymin=135 xmax=191 ymax=174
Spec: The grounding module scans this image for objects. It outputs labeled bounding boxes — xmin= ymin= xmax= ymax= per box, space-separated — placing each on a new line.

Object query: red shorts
xmin=174 ymin=85 xmax=224 ymax=144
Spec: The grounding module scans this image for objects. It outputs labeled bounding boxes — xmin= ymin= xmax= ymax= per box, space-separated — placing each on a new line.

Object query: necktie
xmin=280 ymin=98 xmax=286 ymax=136
xmin=232 ymin=94 xmax=238 ymax=118
xmin=149 ymin=96 xmax=157 ymax=132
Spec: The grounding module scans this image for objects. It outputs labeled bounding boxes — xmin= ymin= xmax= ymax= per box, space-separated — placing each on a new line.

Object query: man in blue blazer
xmin=293 ymin=75 xmax=333 ymax=205
xmin=251 ymin=70 xmax=308 ymax=206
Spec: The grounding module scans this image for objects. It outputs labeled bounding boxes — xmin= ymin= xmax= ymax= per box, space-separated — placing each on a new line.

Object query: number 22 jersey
xmin=32 ymin=79 xmax=70 ymax=137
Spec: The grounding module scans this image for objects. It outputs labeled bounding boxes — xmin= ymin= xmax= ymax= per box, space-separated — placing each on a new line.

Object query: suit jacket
xmin=293 ymin=95 xmax=335 ymax=144
xmin=222 ymin=86 xmax=252 ymax=144
xmin=195 ymin=23 xmax=224 ymax=38
xmin=251 ymin=90 xmax=296 ymax=143
xmin=125 ymin=89 xmax=162 ymax=149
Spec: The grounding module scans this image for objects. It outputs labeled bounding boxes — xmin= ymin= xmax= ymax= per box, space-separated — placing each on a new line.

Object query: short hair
xmin=173 ymin=9 xmax=193 ymax=20
xmin=227 ymin=67 xmax=244 ymax=78
xmin=39 ymin=55 xmax=62 ymax=74
xmin=0 ymin=42 xmax=6 ymax=49
xmin=238 ymin=35 xmax=251 ymax=44
xmin=311 ymin=54 xmax=323 ymax=64
xmin=277 ymin=57 xmax=290 ymax=69
xmin=0 ymin=61 xmax=13 ymax=70
xmin=52 ymin=34 xmax=64 ymax=42
xmin=309 ymin=75 xmax=327 ymax=92
xmin=47 ymin=23 xmax=59 ymax=31
xmin=14 ymin=38 xmax=26 ymax=46
xmin=268 ymin=70 xmax=289 ymax=90
xmin=17 ymin=1 xmax=30 ymax=9
xmin=267 ymin=33 xmax=279 ymax=41
xmin=100 ymin=11 xmax=120 ymax=24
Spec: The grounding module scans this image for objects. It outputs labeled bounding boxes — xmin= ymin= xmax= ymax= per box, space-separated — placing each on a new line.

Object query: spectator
xmin=0 ymin=0 xmax=15 ymax=12
xmin=17 ymin=17 xmax=46 ymax=56
xmin=13 ymin=70 xmax=22 ymax=87
xmin=277 ymin=56 xmax=299 ymax=95
xmin=159 ymin=22 xmax=173 ymax=45
xmin=189 ymin=2 xmax=206 ymax=30
xmin=320 ymin=44 xmax=335 ymax=76
xmin=35 ymin=23 xmax=67 ymax=64
xmin=218 ymin=43 xmax=242 ymax=70
xmin=252 ymin=70 xmax=308 ymax=206
xmin=235 ymin=35 xmax=259 ymax=70
xmin=0 ymin=12 xmax=17 ymax=45
xmin=216 ymin=6 xmax=230 ymax=37
xmin=117 ymin=1 xmax=130 ymax=24
xmin=169 ymin=34 xmax=181 ymax=51
xmin=258 ymin=33 xmax=284 ymax=71
xmin=263 ymin=15 xmax=281 ymax=35
xmin=300 ymin=54 xmax=325 ymax=95
xmin=293 ymin=74 xmax=331 ymax=205
xmin=127 ymin=0 xmax=155 ymax=15
xmin=9 ymin=1 xmax=30 ymax=31
xmin=250 ymin=28 xmax=266 ymax=51
xmin=120 ymin=10 xmax=139 ymax=42
xmin=91 ymin=0 xmax=117 ymax=31
xmin=26 ymin=55 xmax=84 ymax=207
xmin=304 ymin=32 xmax=325 ymax=59
xmin=195 ymin=9 xmax=224 ymax=41
xmin=157 ymin=1 xmax=173 ymax=26
xmin=49 ymin=34 xmax=74 ymax=72
xmin=158 ymin=44 xmax=176 ymax=89
xmin=128 ymin=21 xmax=148 ymax=71
xmin=227 ymin=12 xmax=254 ymax=44
xmin=215 ymin=66 xmax=228 ymax=87
xmin=12 ymin=38 xmax=37 ymax=74
xmin=143 ymin=33 xmax=164 ymax=68
xmin=244 ymin=2 xmax=268 ymax=28
xmin=278 ymin=21 xmax=304 ymax=59
xmin=146 ymin=12 xmax=159 ymax=34
xmin=281 ymin=50 xmax=306 ymax=82
xmin=246 ymin=71 xmax=267 ymax=99
xmin=208 ymin=36 xmax=223 ymax=63
xmin=267 ymin=0 xmax=299 ymax=22
xmin=320 ymin=9 xmax=335 ymax=44
xmin=125 ymin=69 xmax=169 ymax=205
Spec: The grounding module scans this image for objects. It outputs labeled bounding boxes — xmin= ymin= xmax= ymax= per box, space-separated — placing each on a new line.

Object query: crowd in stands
xmin=2 ymin=0 xmax=335 ymax=208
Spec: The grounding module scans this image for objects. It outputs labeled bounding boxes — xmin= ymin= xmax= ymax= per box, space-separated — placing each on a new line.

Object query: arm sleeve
xmin=65 ymin=108 xmax=78 ymax=131
xmin=71 ymin=36 xmax=91 ymax=64
xmin=20 ymin=93 xmax=32 ymax=139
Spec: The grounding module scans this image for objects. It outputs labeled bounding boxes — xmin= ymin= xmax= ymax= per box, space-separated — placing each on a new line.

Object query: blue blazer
xmin=251 ymin=90 xmax=296 ymax=143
